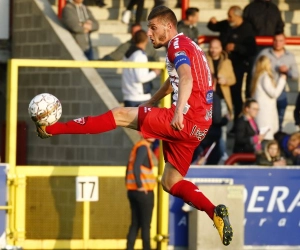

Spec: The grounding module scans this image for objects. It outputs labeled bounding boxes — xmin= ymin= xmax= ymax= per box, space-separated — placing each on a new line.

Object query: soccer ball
xmin=28 ymin=93 xmax=62 ymax=126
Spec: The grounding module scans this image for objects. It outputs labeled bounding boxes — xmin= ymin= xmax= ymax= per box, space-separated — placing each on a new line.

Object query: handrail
xmin=181 ymin=0 xmax=189 ymax=20
xmin=224 ymin=153 xmax=256 ymax=165
xmin=198 ymin=35 xmax=300 ymax=46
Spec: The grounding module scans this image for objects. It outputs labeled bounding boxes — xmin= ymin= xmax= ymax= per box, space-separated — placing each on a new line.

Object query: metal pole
xmin=58 ymin=0 xmax=66 ymax=19
xmin=181 ymin=0 xmax=189 ymax=20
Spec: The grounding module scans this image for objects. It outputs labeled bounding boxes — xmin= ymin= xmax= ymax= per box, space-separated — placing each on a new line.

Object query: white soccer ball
xmin=28 ymin=93 xmax=62 ymax=126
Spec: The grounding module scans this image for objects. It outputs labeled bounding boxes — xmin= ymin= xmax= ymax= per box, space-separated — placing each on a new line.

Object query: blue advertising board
xmin=168 ymin=166 xmax=300 ymax=247
xmin=0 ymin=164 xmax=7 ymax=239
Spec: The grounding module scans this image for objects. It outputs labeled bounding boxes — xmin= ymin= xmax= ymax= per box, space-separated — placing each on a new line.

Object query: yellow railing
xmin=6 ymin=59 xmax=170 ymax=250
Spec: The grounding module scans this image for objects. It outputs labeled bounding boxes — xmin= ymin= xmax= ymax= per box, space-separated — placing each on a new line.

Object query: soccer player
xmin=34 ymin=6 xmax=233 ymax=246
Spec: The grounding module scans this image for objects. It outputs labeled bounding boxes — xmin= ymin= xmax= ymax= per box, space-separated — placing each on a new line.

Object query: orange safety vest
xmin=126 ymin=140 xmax=156 ymax=191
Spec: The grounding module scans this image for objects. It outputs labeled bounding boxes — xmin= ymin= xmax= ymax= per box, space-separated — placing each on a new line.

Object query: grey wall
xmin=12 ymin=0 xmax=134 ymax=165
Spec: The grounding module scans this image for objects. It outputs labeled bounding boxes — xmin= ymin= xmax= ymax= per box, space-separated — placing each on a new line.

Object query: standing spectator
xmin=207 ymin=6 xmax=257 ymax=133
xmin=206 ymin=38 xmax=236 ymax=159
xmin=251 ymin=55 xmax=287 ymax=143
xmin=294 ymin=92 xmax=300 ymax=130
xmin=61 ymin=0 xmax=99 ymax=60
xmin=122 ymin=0 xmax=145 ymax=25
xmin=125 ymin=136 xmax=156 ymax=250
xmin=122 ymin=30 xmax=160 ymax=107
xmin=233 ymin=98 xmax=264 ymax=154
xmin=243 ymin=0 xmax=284 ymax=37
xmin=153 ymin=0 xmax=166 ymax=8
xmin=256 ymin=140 xmax=292 ymax=166
xmin=256 ymin=33 xmax=299 ymax=131
xmin=177 ymin=7 xmax=200 ymax=43
xmin=100 ymin=24 xmax=160 ymax=63
xmin=94 ymin=0 xmax=106 ymax=8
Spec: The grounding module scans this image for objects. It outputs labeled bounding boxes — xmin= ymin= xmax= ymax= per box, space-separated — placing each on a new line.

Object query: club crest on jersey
xmin=175 ymin=51 xmax=186 ymax=57
xmin=206 ymin=90 xmax=213 ymax=104
xmin=73 ymin=117 xmax=86 ymax=125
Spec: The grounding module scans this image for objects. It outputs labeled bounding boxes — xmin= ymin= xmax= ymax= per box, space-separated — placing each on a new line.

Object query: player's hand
xmin=170 ymin=112 xmax=184 ymax=131
xmin=31 ymin=118 xmax=52 ymax=139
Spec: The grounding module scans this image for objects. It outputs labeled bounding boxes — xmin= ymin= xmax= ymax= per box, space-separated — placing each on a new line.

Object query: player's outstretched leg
xmin=213 ymin=204 xmax=233 ymax=246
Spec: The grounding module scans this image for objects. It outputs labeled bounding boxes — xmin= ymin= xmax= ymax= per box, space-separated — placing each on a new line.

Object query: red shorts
xmin=138 ymin=106 xmax=210 ymax=176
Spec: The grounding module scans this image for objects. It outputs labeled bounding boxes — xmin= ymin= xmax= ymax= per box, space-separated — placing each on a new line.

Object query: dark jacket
xmin=233 ymin=115 xmax=258 ymax=153
xmin=294 ymin=92 xmax=300 ymax=126
xmin=243 ymin=0 xmax=284 ymax=36
xmin=177 ymin=20 xmax=199 ymax=43
xmin=207 ymin=20 xmax=257 ymax=65
xmin=256 ymin=153 xmax=293 ymax=166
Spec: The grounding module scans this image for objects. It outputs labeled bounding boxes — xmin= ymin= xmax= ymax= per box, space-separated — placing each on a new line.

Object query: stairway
xmin=52 ymin=0 xmax=300 ymax=133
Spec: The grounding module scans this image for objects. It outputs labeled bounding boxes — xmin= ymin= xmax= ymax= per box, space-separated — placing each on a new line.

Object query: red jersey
xmin=166 ymin=33 xmax=213 ymax=124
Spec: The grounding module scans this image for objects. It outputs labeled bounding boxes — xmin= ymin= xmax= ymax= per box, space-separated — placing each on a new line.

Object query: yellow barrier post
xmin=6 ymin=59 xmax=19 ymax=245
xmin=156 ymin=69 xmax=170 ymax=250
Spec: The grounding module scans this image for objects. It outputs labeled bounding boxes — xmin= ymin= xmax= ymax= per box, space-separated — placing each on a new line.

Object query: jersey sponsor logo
xmin=190 ymin=125 xmax=208 ymax=141
xmin=174 ymin=51 xmax=186 ymax=57
xmin=206 ymin=90 xmax=213 ymax=104
xmin=173 ymin=37 xmax=179 ymax=49
xmin=73 ymin=117 xmax=86 ymax=125
xmin=205 ymin=106 xmax=213 ymax=121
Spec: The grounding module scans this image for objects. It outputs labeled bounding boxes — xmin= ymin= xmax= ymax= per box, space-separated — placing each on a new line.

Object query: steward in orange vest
xmin=125 ymin=137 xmax=156 ymax=250
xmin=126 ymin=139 xmax=156 ymax=191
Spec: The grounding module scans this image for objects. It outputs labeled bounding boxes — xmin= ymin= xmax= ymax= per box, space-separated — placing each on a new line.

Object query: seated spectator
xmin=255 ymin=33 xmax=299 ymax=131
xmin=100 ymin=24 xmax=160 ymax=63
xmin=122 ymin=30 xmax=160 ymax=107
xmin=251 ymin=55 xmax=287 ymax=143
xmin=233 ymin=98 xmax=264 ymax=154
xmin=287 ymin=132 xmax=300 ymax=165
xmin=61 ymin=0 xmax=99 ymax=60
xmin=294 ymin=92 xmax=300 ymax=130
xmin=256 ymin=140 xmax=292 ymax=166
xmin=177 ymin=7 xmax=200 ymax=43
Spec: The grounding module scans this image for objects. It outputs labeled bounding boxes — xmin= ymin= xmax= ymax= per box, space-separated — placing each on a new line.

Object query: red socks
xmin=170 ymin=180 xmax=215 ymax=219
xmin=46 ymin=110 xmax=116 ymax=135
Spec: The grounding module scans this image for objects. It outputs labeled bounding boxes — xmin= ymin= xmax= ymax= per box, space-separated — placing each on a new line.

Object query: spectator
xmin=256 ymin=140 xmax=292 ymax=166
xmin=285 ymin=132 xmax=300 ymax=165
xmin=256 ymin=33 xmax=299 ymax=131
xmin=293 ymin=92 xmax=300 ymax=130
xmin=243 ymin=0 xmax=284 ymax=37
xmin=233 ymin=98 xmax=264 ymax=154
xmin=122 ymin=30 xmax=160 ymax=107
xmin=153 ymin=0 xmax=166 ymax=8
xmin=100 ymin=24 xmax=160 ymax=63
xmin=61 ymin=0 xmax=99 ymax=60
xmin=177 ymin=7 xmax=200 ymax=43
xmin=206 ymin=38 xmax=236 ymax=160
xmin=122 ymin=0 xmax=145 ymax=25
xmin=251 ymin=55 xmax=287 ymax=143
xmin=125 ymin=136 xmax=156 ymax=250
xmin=207 ymin=6 xmax=257 ymax=133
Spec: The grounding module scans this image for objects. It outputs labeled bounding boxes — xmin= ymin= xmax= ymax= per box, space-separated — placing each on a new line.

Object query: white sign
xmin=76 ymin=176 xmax=99 ymax=202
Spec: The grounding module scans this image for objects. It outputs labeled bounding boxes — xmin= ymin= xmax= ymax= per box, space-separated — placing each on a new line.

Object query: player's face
xmin=147 ymin=17 xmax=169 ymax=49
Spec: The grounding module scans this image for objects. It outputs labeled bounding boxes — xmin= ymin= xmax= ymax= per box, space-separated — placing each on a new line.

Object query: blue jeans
xmin=277 ymin=98 xmax=288 ymax=131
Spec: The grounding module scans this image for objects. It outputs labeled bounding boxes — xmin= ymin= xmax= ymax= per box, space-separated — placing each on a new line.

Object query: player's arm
xmin=139 ymin=77 xmax=173 ymax=107
xmin=171 ymin=63 xmax=193 ymax=130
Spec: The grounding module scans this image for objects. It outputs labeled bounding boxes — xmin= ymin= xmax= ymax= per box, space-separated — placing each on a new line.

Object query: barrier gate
xmin=5 ymin=59 xmax=170 ymax=250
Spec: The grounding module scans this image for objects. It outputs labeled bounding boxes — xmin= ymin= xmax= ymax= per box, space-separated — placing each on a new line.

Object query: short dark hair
xmin=186 ymin=7 xmax=199 ymax=18
xmin=133 ymin=30 xmax=148 ymax=44
xmin=147 ymin=5 xmax=177 ymax=27
xmin=243 ymin=98 xmax=257 ymax=109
